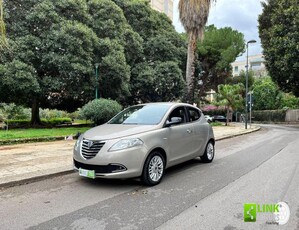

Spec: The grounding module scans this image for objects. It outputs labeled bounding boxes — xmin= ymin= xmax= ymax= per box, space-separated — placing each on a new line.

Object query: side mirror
xmin=165 ymin=117 xmax=182 ymax=127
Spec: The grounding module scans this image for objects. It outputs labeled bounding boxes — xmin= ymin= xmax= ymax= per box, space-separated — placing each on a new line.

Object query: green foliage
xmin=0 ymin=0 xmax=8 ymax=50
xmin=44 ymin=117 xmax=72 ymax=126
xmin=1 ymin=0 xmax=187 ymax=124
xmin=196 ymin=25 xmax=245 ymax=96
xmin=215 ymin=84 xmax=244 ymax=124
xmin=0 ymin=60 xmax=40 ymax=105
xmin=258 ymin=0 xmax=299 ymax=96
xmin=4 ymin=119 xmax=30 ymax=127
xmin=130 ymin=61 xmax=185 ymax=103
xmin=215 ymin=84 xmax=244 ymax=111
xmin=252 ymin=77 xmax=282 ymax=110
xmin=3 ymin=117 xmax=72 ymax=128
xmin=81 ymin=99 xmax=122 ymax=125
xmin=225 ymin=70 xmax=255 ymax=90
xmin=0 ymin=103 xmax=31 ymax=120
xmin=252 ymin=110 xmax=286 ymax=122
xmin=279 ymin=93 xmax=299 ymax=109
xmin=114 ymin=0 xmax=187 ymax=103
xmin=153 ymin=61 xmax=185 ymax=102
xmin=39 ymin=108 xmax=68 ymax=119
xmin=1 ymin=0 xmax=98 ymax=117
xmin=210 ymin=121 xmax=223 ymax=126
xmin=0 ymin=127 xmax=90 ymax=141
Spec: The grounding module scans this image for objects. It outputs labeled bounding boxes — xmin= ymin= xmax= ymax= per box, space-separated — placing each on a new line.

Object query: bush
xmin=81 ymin=99 xmax=122 ymax=125
xmin=39 ymin=108 xmax=68 ymax=119
xmin=0 ymin=103 xmax=31 ymax=120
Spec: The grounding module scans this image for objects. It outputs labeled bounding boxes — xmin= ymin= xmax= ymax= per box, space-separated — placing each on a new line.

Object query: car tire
xmin=141 ymin=151 xmax=165 ymax=186
xmin=201 ymin=141 xmax=215 ymax=163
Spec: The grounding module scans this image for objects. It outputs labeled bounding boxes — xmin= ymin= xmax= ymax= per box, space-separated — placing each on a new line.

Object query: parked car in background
xmin=204 ymin=115 xmax=213 ymax=123
xmin=212 ymin=115 xmax=227 ymax=122
xmin=74 ymin=102 xmax=215 ymax=186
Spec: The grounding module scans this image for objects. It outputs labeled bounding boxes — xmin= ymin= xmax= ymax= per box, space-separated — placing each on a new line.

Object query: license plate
xmin=79 ymin=168 xmax=95 ymax=179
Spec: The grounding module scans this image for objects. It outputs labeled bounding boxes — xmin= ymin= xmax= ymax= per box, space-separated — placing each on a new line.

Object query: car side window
xmin=187 ymin=107 xmax=201 ymax=122
xmin=168 ymin=107 xmax=187 ymax=124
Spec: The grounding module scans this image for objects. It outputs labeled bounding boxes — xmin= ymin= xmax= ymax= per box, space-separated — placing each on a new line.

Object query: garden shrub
xmin=81 ymin=99 xmax=122 ymax=125
xmin=5 ymin=119 xmax=30 ymax=127
xmin=39 ymin=108 xmax=68 ymax=119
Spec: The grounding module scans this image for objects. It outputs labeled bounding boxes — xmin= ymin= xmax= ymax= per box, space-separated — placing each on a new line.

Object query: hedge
xmin=252 ymin=110 xmax=286 ymax=122
xmin=3 ymin=117 xmax=72 ymax=128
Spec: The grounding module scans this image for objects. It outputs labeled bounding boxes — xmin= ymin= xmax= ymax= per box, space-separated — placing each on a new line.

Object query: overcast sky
xmin=173 ymin=0 xmax=264 ymax=61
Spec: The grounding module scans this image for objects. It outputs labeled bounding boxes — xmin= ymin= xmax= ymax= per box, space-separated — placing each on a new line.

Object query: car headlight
xmin=109 ymin=138 xmax=144 ymax=152
xmin=74 ymin=135 xmax=83 ymax=151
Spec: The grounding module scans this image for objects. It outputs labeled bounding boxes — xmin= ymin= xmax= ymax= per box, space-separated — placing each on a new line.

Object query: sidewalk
xmin=0 ymin=123 xmax=260 ymax=188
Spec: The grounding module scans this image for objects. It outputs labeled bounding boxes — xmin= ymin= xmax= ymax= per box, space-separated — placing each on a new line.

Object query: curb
xmin=0 ymin=126 xmax=261 ymax=189
xmin=0 ymin=136 xmax=75 ymax=146
xmin=0 ymin=169 xmax=74 ymax=189
xmin=215 ymin=126 xmax=261 ymax=141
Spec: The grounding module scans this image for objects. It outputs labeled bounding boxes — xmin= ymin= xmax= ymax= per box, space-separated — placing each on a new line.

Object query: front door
xmin=165 ymin=106 xmax=195 ymax=165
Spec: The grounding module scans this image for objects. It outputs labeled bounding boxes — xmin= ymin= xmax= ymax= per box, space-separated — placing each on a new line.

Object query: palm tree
xmin=216 ymin=84 xmax=244 ymax=125
xmin=178 ymin=0 xmax=214 ymax=103
xmin=0 ymin=0 xmax=7 ymax=50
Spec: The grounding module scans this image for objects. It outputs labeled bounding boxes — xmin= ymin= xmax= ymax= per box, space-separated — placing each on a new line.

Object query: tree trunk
xmin=226 ymin=107 xmax=229 ymax=126
xmin=31 ymin=98 xmax=41 ymax=126
xmin=185 ymin=32 xmax=196 ymax=104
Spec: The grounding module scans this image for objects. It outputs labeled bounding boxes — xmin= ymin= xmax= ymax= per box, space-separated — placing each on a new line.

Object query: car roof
xmin=138 ymin=102 xmax=201 ymax=110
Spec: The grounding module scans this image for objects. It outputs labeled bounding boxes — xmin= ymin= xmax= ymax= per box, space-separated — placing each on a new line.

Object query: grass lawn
xmin=0 ymin=127 xmax=91 ymax=140
xmin=210 ymin=121 xmax=224 ymax=126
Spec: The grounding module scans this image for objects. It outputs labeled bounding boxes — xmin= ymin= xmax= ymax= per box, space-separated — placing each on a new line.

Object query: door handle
xmin=187 ymin=129 xmax=192 ymax=134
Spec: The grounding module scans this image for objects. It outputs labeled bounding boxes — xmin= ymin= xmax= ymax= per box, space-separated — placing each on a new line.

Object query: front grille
xmin=81 ymin=139 xmax=105 ymax=159
xmin=74 ymin=159 xmax=127 ymax=174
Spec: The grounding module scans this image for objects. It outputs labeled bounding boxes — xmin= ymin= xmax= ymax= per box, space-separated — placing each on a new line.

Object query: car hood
xmin=83 ymin=124 xmax=159 ymax=140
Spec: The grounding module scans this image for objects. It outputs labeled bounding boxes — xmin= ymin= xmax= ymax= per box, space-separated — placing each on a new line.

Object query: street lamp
xmin=245 ymin=40 xmax=256 ymax=129
xmin=95 ymin=63 xmax=100 ymax=99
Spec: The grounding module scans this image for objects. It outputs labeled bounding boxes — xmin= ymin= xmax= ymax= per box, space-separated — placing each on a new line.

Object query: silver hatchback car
xmin=73 ymin=102 xmax=215 ymax=186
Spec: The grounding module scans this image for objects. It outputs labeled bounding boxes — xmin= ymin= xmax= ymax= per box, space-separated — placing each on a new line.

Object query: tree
xmin=1 ymin=0 xmax=187 ymax=125
xmin=0 ymin=0 xmax=136 ymax=124
xmin=0 ymin=0 xmax=7 ymax=50
xmin=258 ymin=0 xmax=299 ymax=96
xmin=130 ymin=61 xmax=185 ymax=103
xmin=114 ymin=0 xmax=187 ymax=104
xmin=225 ymin=70 xmax=255 ymax=90
xmin=178 ymin=0 xmax=214 ymax=103
xmin=196 ymin=25 xmax=245 ymax=97
xmin=252 ymin=77 xmax=282 ymax=110
xmin=152 ymin=61 xmax=185 ymax=102
xmin=215 ymin=83 xmax=244 ymax=125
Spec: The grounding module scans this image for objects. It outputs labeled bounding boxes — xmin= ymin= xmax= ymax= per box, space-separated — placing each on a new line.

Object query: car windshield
xmin=108 ymin=104 xmax=170 ymax=125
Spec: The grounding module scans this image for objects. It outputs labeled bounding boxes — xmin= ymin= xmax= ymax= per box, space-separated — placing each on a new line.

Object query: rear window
xmin=187 ymin=107 xmax=201 ymax=122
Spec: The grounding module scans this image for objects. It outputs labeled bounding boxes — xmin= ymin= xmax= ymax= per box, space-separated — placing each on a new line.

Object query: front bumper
xmin=73 ymin=140 xmax=148 ymax=179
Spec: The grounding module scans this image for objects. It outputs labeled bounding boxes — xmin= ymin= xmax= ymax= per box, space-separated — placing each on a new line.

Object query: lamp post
xmin=248 ymin=91 xmax=253 ymax=128
xmin=95 ymin=63 xmax=99 ymax=99
xmin=245 ymin=40 xmax=256 ymax=129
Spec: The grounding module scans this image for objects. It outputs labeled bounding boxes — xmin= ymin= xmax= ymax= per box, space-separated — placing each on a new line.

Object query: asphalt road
xmin=0 ymin=124 xmax=298 ymax=230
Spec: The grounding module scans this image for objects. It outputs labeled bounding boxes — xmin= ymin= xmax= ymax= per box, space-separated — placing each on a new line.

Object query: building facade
xmin=150 ymin=0 xmax=173 ymax=21
xmin=231 ymin=54 xmax=267 ymax=77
